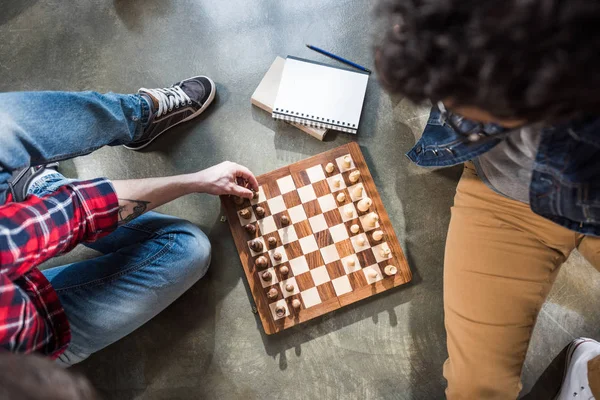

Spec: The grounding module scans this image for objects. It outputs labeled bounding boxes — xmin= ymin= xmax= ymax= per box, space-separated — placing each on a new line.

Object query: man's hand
xmin=193 ymin=161 xmax=259 ymax=199
xmin=111 ymin=161 xmax=258 ymax=225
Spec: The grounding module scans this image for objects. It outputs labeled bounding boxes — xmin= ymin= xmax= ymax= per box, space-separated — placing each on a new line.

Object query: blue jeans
xmin=0 ymin=91 xmax=211 ymax=366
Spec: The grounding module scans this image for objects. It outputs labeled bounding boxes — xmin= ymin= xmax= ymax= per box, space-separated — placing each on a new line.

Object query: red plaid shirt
xmin=0 ymin=178 xmax=118 ymax=358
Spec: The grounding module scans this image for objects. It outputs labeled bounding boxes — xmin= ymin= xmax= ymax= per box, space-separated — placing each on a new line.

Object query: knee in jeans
xmin=168 ymin=220 xmax=212 ymax=279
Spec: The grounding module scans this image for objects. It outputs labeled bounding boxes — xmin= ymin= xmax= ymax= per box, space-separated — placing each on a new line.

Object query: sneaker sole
xmin=123 ymin=76 xmax=217 ymax=150
xmin=554 ymin=338 xmax=600 ymax=399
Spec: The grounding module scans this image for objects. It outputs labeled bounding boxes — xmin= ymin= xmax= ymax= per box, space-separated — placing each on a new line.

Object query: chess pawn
xmin=367 ymin=269 xmax=378 ymax=279
xmin=252 ymin=191 xmax=259 ymax=200
xmin=384 ymin=265 xmax=398 ymax=276
xmin=255 ymin=206 xmax=265 ymax=218
xmin=250 ymin=239 xmax=263 ymax=252
xmin=342 ymin=156 xmax=352 ymax=168
xmin=352 ymin=185 xmax=364 ymax=198
xmin=336 ymin=192 xmax=346 ymax=203
xmin=346 ymin=258 xmax=356 ymax=267
xmin=333 ymin=177 xmax=342 ymax=188
xmin=349 ymin=170 xmax=361 ymax=183
xmin=244 ymin=224 xmax=256 ymax=235
xmin=357 ymin=197 xmax=372 ymax=212
xmin=285 ymin=283 xmax=295 ymax=292
xmin=267 ymin=237 xmax=277 ymax=248
xmin=344 ymin=206 xmax=355 ymax=218
xmin=281 ymin=215 xmax=290 ymax=226
xmin=325 ymin=162 xmax=335 ymax=174
xmin=380 ymin=245 xmax=391 ymax=258
xmin=255 ymin=256 xmax=268 ymax=269
xmin=262 ymin=271 xmax=273 ymax=281
xmin=356 ymin=236 xmax=367 ymax=246
xmin=350 ymin=224 xmax=360 ymax=234
xmin=291 ymin=299 xmax=302 ymax=310
xmin=273 ymin=252 xmax=283 ymax=262
xmin=279 ymin=265 xmax=289 ymax=276
xmin=372 ymin=230 xmax=384 ymax=241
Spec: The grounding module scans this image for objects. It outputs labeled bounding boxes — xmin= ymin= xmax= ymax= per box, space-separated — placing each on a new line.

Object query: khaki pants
xmin=443 ymin=163 xmax=600 ymax=399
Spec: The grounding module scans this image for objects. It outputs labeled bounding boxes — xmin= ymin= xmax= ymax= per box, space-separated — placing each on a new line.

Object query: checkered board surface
xmin=221 ymin=143 xmax=411 ymax=334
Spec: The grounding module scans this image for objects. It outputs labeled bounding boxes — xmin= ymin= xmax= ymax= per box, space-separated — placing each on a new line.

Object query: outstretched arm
xmin=111 ymin=161 xmax=258 ymax=225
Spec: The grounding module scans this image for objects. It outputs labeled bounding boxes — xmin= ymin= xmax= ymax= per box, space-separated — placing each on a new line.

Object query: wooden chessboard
xmin=221 ymin=142 xmax=411 ymax=334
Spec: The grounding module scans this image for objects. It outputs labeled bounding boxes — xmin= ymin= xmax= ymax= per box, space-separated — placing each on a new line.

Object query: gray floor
xmin=1 ymin=1 xmax=599 ymax=399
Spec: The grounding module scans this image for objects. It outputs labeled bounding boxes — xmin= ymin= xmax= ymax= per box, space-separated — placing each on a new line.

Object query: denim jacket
xmin=406 ymin=108 xmax=600 ymax=236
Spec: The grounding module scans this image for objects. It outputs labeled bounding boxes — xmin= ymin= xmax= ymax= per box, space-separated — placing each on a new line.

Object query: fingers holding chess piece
xmin=342 ymin=156 xmax=352 ymax=168
xmin=250 ymin=239 xmax=263 ymax=252
xmin=325 ymin=162 xmax=335 ymax=174
xmin=349 ymin=170 xmax=361 ymax=183
xmin=252 ymin=190 xmax=259 ymax=200
xmin=268 ymin=237 xmax=277 ymax=248
xmin=239 ymin=208 xmax=252 ymax=219
xmin=244 ymin=224 xmax=256 ymax=234
xmin=267 ymin=287 xmax=278 ymax=300
xmin=255 ymin=206 xmax=265 ymax=218
xmin=372 ymin=230 xmax=384 ymax=241
xmin=255 ymin=256 xmax=268 ymax=269
xmin=384 ymin=265 xmax=398 ymax=276
xmin=357 ymin=197 xmax=372 ymax=212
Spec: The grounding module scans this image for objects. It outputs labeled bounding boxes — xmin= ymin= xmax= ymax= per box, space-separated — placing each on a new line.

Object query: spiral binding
xmin=272 ymin=111 xmax=357 ymax=133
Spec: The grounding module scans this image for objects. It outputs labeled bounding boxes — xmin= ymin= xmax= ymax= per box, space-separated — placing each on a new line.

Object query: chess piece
xmin=279 ymin=265 xmax=289 ymax=275
xmin=325 ymin=162 xmax=335 ymax=173
xmin=344 ymin=206 xmax=354 ymax=218
xmin=233 ymin=196 xmax=244 ymax=205
xmin=239 ymin=208 xmax=252 ymax=219
xmin=267 ymin=287 xmax=278 ymax=299
xmin=252 ymin=191 xmax=259 ymax=200
xmin=356 ymin=236 xmax=366 ymax=246
xmin=342 ymin=156 xmax=352 ymax=168
xmin=268 ymin=237 xmax=277 ymax=248
xmin=255 ymin=256 xmax=268 ymax=269
xmin=244 ymin=224 xmax=256 ymax=234
xmin=291 ymin=299 xmax=302 ymax=310
xmin=250 ymin=239 xmax=263 ymax=252
xmin=285 ymin=283 xmax=294 ymax=292
xmin=352 ymin=185 xmax=363 ymax=198
xmin=275 ymin=305 xmax=286 ymax=318
xmin=384 ymin=265 xmax=398 ymax=276
xmin=357 ymin=197 xmax=372 ymax=212
xmin=273 ymin=252 xmax=282 ymax=262
xmin=281 ymin=215 xmax=290 ymax=226
xmin=255 ymin=206 xmax=265 ymax=218
xmin=372 ymin=230 xmax=384 ymax=241
xmin=262 ymin=271 xmax=272 ymax=281
xmin=336 ymin=192 xmax=346 ymax=203
xmin=349 ymin=170 xmax=361 ymax=183
xmin=380 ymin=245 xmax=391 ymax=258
xmin=367 ymin=269 xmax=378 ymax=279
xmin=350 ymin=224 xmax=360 ymax=234
xmin=367 ymin=213 xmax=379 ymax=227
xmin=346 ymin=258 xmax=356 ymax=267
xmin=333 ymin=177 xmax=342 ymax=188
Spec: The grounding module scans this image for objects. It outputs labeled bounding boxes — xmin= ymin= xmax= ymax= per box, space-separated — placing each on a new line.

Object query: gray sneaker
xmin=124 ymin=76 xmax=216 ymax=150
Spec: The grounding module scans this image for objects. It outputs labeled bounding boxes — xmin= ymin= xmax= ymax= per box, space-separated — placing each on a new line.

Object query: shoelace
xmin=139 ymin=86 xmax=192 ymax=117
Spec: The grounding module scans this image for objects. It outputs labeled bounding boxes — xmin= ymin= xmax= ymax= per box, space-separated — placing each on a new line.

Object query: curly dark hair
xmin=375 ymin=0 xmax=600 ymax=122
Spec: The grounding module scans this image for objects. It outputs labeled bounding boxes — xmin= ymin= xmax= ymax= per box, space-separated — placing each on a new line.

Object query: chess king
xmin=376 ymin=0 xmax=600 ymax=398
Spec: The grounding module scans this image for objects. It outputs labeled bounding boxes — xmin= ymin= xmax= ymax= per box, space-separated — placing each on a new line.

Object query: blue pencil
xmin=306 ymin=44 xmax=371 ymax=74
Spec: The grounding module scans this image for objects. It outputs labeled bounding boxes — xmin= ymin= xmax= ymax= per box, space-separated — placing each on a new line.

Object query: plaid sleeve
xmin=0 ymin=178 xmax=119 ymax=280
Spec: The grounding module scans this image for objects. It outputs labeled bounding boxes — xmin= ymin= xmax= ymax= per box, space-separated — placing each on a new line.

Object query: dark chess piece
xmin=255 ymin=206 xmax=265 ymax=218
xmin=244 ymin=224 xmax=256 ymax=234
xmin=281 ymin=215 xmax=290 ymax=226
xmin=255 ymin=256 xmax=268 ymax=269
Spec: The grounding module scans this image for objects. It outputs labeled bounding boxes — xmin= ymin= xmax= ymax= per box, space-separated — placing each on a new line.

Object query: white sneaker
xmin=555 ymin=338 xmax=600 ymax=400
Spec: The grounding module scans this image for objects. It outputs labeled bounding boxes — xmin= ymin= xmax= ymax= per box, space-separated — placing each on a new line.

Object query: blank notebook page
xmin=272 ymin=56 xmax=369 ymax=133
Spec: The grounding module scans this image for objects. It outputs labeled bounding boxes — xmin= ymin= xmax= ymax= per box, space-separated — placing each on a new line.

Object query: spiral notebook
xmin=272 ymin=56 xmax=370 ymax=134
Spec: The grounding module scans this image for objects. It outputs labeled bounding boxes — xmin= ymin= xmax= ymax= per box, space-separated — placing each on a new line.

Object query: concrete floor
xmin=1 ymin=1 xmax=600 ymax=399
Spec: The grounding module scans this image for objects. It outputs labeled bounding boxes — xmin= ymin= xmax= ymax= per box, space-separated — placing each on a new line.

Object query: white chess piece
xmin=349 ymin=170 xmax=361 ymax=183
xmin=367 ymin=269 xmax=378 ymax=279
xmin=356 ymin=236 xmax=366 ymax=246
xmin=344 ymin=206 xmax=354 ymax=218
xmin=372 ymin=230 xmax=384 ymax=241
xmin=336 ymin=192 xmax=346 ymax=203
xmin=357 ymin=197 xmax=372 ymax=212
xmin=380 ymin=245 xmax=391 ymax=258
xmin=350 ymin=224 xmax=360 ymax=234
xmin=325 ymin=162 xmax=335 ymax=173
xmin=352 ymin=185 xmax=364 ymax=198
xmin=343 ymin=156 xmax=352 ymax=168
xmin=384 ymin=265 xmax=397 ymax=276
xmin=333 ymin=177 xmax=342 ymax=188
xmin=346 ymin=258 xmax=355 ymax=267
xmin=368 ymin=213 xmax=379 ymax=227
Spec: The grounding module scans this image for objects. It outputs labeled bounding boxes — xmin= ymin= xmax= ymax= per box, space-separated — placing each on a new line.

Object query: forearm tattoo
xmin=117 ymin=199 xmax=150 ymax=225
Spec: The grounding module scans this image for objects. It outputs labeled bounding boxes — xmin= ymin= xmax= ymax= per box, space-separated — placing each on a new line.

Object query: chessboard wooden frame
xmin=221 ymin=142 xmax=411 ymax=334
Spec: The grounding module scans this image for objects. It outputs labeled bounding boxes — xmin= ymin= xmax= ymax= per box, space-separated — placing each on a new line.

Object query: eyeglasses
xmin=437 ymin=101 xmax=512 ymax=143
